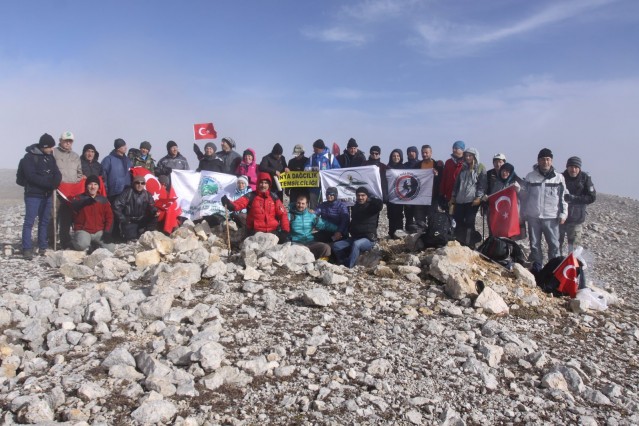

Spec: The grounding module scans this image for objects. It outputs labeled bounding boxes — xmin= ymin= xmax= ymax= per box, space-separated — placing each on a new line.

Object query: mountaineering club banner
xmin=386 ymin=169 xmax=434 ymax=205
xmin=319 ymin=166 xmax=383 ymax=206
xmin=487 ymin=185 xmax=520 ymax=238
xmin=171 ymin=169 xmax=237 ymax=220
xmin=278 ymin=171 xmax=319 ymax=189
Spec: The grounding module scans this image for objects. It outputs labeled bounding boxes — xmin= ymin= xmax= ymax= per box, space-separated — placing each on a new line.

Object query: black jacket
xmin=563 ymin=170 xmax=596 ymax=224
xmin=21 ymin=144 xmax=62 ymax=197
xmin=349 ymin=197 xmax=383 ymax=240
xmin=197 ymin=155 xmax=226 ymax=173
xmin=113 ymin=187 xmax=157 ymax=223
xmin=337 ymin=150 xmax=366 ymax=168
xmin=259 ymin=154 xmax=287 ymax=177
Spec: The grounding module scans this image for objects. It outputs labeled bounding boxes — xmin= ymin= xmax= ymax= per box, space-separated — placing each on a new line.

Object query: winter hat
xmin=140 ymin=141 xmax=152 ymax=151
xmin=243 ymin=149 xmax=253 ymax=158
xmin=538 ymin=148 xmax=553 ymax=159
xmin=325 ymin=187 xmax=338 ymax=197
xmin=370 ymin=145 xmax=381 ymax=154
xmin=237 ymin=175 xmax=249 ymax=186
xmin=38 ymin=133 xmax=56 ymax=149
xmin=452 ymin=140 xmax=465 ymax=150
xmin=313 ymin=139 xmax=325 ymax=149
xmin=85 ymin=175 xmax=101 ymax=188
xmin=355 ymin=186 xmax=370 ymax=196
xmin=493 ymin=153 xmax=506 ymax=161
xmin=60 ymin=131 xmax=74 ymax=141
xmin=347 ymin=138 xmax=358 ymax=148
xmin=166 ymin=140 xmax=178 ymax=151
xmin=221 ymin=137 xmax=236 ymax=148
xmin=271 ymin=143 xmax=283 ymax=155
xmin=566 ymin=156 xmax=582 ymax=168
xmin=292 ymin=144 xmax=305 ymax=155
xmin=204 ymin=142 xmax=217 ymax=152
xmin=114 ymin=138 xmax=126 ymax=149
xmin=407 ymin=146 xmax=418 ymax=155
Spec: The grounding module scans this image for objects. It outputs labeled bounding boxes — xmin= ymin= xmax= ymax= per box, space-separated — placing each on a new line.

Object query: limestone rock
xmin=301 ymin=288 xmax=333 ymax=307
xmin=474 ymin=286 xmax=509 ymax=315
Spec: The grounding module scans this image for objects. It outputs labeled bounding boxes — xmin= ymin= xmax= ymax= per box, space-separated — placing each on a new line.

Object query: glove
xmin=471 ymin=197 xmax=481 ymax=207
xmin=221 ymin=195 xmax=234 ymax=210
xmin=564 ymin=194 xmax=575 ymax=202
xmin=193 ymin=143 xmax=204 ymax=160
xmin=448 ymin=199 xmax=455 ymax=207
xmin=277 ymin=230 xmax=289 ymax=244
xmin=102 ymin=231 xmax=113 ymax=244
xmin=513 ymin=181 xmax=521 ymax=192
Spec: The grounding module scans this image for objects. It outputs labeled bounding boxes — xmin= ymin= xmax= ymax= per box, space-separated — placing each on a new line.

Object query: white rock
xmin=202 ymin=366 xmax=253 ymax=390
xmin=136 ymin=249 xmax=161 ymax=269
xmin=139 ymin=230 xmax=175 ymax=255
xmin=478 ymin=342 xmax=504 ymax=367
xmin=474 ymin=286 xmax=509 ymax=315
xmin=367 ymin=358 xmax=392 ymax=377
xmin=139 ymin=294 xmax=175 ymax=319
xmin=131 ymin=400 xmax=177 ymax=424
xmin=444 ymin=273 xmax=478 ymax=300
xmin=541 ymin=371 xmax=569 ymax=391
xmin=301 ymin=288 xmax=333 ymax=307
xmin=77 ymin=382 xmax=109 ymax=400
xmin=322 ymin=270 xmax=348 ymax=285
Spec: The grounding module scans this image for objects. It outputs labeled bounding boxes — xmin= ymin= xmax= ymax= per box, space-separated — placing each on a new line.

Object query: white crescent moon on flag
xmin=562 ymin=265 xmax=577 ymax=282
xmin=494 ymin=195 xmax=511 ymax=213
xmin=198 ymin=127 xmax=208 ymax=136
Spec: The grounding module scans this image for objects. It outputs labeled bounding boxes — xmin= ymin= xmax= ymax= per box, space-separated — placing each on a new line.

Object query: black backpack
xmin=420 ymin=211 xmax=454 ymax=248
xmin=16 ymin=155 xmax=39 ymax=187
xmin=477 ymin=236 xmax=527 ymax=267
xmin=535 ymin=256 xmax=585 ymax=296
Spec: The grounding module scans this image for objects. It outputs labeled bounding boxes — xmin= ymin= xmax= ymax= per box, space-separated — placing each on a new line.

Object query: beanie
xmin=566 ymin=156 xmax=582 ymax=168
xmin=313 ymin=139 xmax=325 ymax=150
xmin=370 ymin=145 xmax=381 ymax=154
xmin=114 ymin=138 xmax=126 ymax=149
xmin=38 ymin=133 xmax=56 ymax=149
xmin=355 ymin=186 xmax=369 ymax=196
xmin=272 ymin=143 xmax=283 ymax=155
xmin=347 ymin=138 xmax=358 ymax=148
xmin=221 ymin=137 xmax=236 ymax=148
xmin=166 ymin=140 xmax=178 ymax=151
xmin=453 ymin=140 xmax=465 ymax=150
xmin=538 ymin=148 xmax=553 ymax=159
xmin=85 ymin=175 xmax=101 ymax=188
xmin=140 ymin=141 xmax=152 ymax=151
xmin=326 ymin=187 xmax=338 ymax=197
xmin=237 ymin=175 xmax=249 ymax=186
xmin=204 ymin=142 xmax=217 ymax=152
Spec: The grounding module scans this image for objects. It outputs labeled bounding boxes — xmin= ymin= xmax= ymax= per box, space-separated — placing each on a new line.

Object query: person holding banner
xmin=288 ymin=194 xmax=337 ymax=260
xmin=386 ymin=149 xmax=405 ymax=239
xmin=440 ymin=140 xmax=466 ymax=211
xmin=450 ymin=147 xmax=487 ymax=248
xmin=196 ymin=142 xmax=226 ymax=173
xmin=156 ymin=141 xmax=190 ymax=180
xmin=70 ymin=175 xmax=115 ymax=252
xmin=332 ymin=187 xmax=383 ymax=268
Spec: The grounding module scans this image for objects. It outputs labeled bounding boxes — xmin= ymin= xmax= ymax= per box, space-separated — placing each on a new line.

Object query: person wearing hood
xmin=337 ymin=138 xmax=366 ymax=168
xmin=386 ymin=149 xmax=405 ymax=239
xmin=128 ymin=141 xmax=155 ymax=173
xmin=221 ymin=172 xmax=290 ymax=241
xmin=69 ymin=175 xmax=114 ymax=252
xmin=81 ymin=144 xmax=103 ymax=179
xmin=450 ymin=147 xmax=487 ymax=247
xmin=259 ymin=143 xmax=289 ymax=201
xmin=314 ymin=187 xmax=349 ymax=243
xmin=235 ymin=148 xmax=258 ymax=191
xmin=20 ymin=133 xmax=62 ymax=259
xmin=560 ymin=156 xmax=596 ymax=255
xmin=304 ymin=139 xmax=340 ymax=209
xmin=102 ymin=138 xmax=132 ymax=203
xmin=288 ymin=193 xmax=337 ymax=260
xmin=156 ymin=140 xmax=190 ymax=178
xmin=196 ymin=142 xmax=225 ymax=173
xmin=229 ymin=175 xmax=252 ymax=229
xmin=440 ymin=140 xmax=466 ymax=210
xmin=520 ymin=148 xmax=568 ymax=272
xmin=489 ymin=162 xmax=526 ymax=238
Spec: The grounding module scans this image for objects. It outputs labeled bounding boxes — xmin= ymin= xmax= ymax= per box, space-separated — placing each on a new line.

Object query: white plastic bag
xmin=575 ymin=288 xmax=608 ymax=311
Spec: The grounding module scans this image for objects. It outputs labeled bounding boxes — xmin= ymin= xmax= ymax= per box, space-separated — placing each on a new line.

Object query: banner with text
xmin=278 ymin=170 xmax=319 ymax=188
xmin=171 ymin=169 xmax=237 ymax=220
xmin=319 ymin=165 xmax=382 ymax=206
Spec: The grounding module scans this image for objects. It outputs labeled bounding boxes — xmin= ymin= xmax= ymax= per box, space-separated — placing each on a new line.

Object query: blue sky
xmin=1 ymin=0 xmax=638 ymax=198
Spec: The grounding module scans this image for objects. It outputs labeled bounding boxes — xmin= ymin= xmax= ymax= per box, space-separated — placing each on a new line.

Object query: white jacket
xmin=521 ymin=166 xmax=568 ymax=221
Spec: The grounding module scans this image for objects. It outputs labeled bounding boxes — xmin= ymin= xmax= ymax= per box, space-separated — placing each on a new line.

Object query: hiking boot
xmin=318 ymin=256 xmax=330 ymax=262
xmin=38 ymin=248 xmax=47 ymax=256
xmin=23 ymin=249 xmax=34 ymax=260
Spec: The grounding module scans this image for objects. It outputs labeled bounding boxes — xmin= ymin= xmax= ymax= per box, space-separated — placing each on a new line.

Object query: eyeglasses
xmin=134 ymin=181 xmax=146 ymax=186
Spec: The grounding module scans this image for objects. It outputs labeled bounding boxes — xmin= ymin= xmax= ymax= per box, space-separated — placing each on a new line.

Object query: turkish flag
xmin=58 ymin=177 xmax=106 ymax=200
xmin=193 ymin=123 xmax=217 ymax=140
xmin=131 ymin=167 xmax=182 ymax=234
xmin=553 ymin=253 xmax=580 ymax=298
xmin=332 ymin=142 xmax=340 ymax=156
xmin=488 ymin=185 xmax=520 ymax=237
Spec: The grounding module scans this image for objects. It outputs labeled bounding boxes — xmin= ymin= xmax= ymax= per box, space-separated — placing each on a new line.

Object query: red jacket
xmin=230 ymin=191 xmax=290 ymax=233
xmin=71 ymin=194 xmax=114 ymax=234
xmin=440 ymin=156 xmax=464 ymax=202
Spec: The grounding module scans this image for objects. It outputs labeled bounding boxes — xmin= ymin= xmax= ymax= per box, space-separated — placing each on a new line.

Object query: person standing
xmin=128 ymin=141 xmax=155 ymax=173
xmin=386 ymin=149 xmax=405 ymax=239
xmin=440 ymin=140 xmax=466 ymax=210
xmin=102 ymin=138 xmax=132 ymax=204
xmin=450 ymin=147 xmax=487 ymax=247
xmin=196 ymin=142 xmax=226 ymax=173
xmin=337 ymin=138 xmax=366 ymax=168
xmin=235 ymin=148 xmax=258 ymax=191
xmin=50 ymin=131 xmax=82 ymax=249
xmin=259 ymin=143 xmax=288 ymax=201
xmin=80 ymin=144 xmax=103 ymax=179
xmin=521 ymin=148 xmax=568 ymax=272
xmin=304 ymin=139 xmax=340 ymax=209
xmin=20 ymin=134 xmax=62 ymax=259
xmin=218 ymin=137 xmax=242 ymax=174
xmin=287 ymin=144 xmax=309 ymax=207
xmin=414 ymin=144 xmax=444 ymax=226
xmin=561 ymin=156 xmax=596 ymax=254
xmin=156 ymin=140 xmax=190 ymax=189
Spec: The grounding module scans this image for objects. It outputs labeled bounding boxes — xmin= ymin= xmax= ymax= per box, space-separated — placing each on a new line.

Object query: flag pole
xmin=224 ymin=207 xmax=231 ymax=257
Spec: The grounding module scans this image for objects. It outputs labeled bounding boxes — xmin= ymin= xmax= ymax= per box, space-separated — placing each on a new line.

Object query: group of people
xmin=19 ymin=132 xmax=595 ymax=273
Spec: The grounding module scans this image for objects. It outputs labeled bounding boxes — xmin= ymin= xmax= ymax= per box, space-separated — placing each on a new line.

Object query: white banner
xmin=386 ymin=169 xmax=434 ymax=205
xmin=171 ymin=170 xmax=237 ymax=220
xmin=319 ymin=165 xmax=383 ymax=206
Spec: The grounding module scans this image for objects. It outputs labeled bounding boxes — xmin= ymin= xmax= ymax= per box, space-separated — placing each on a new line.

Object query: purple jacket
xmin=315 ymin=199 xmax=349 ymax=235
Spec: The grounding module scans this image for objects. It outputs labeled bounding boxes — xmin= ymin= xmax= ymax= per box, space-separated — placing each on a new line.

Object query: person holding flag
xmin=486 ymin=163 xmax=526 ymax=238
xmin=70 ymin=175 xmax=115 ymax=252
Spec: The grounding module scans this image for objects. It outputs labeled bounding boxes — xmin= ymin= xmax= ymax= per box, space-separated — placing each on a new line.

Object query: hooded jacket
xmin=452 ymin=149 xmax=487 ymax=204
xmin=521 ymin=165 xmax=568 ymax=221
xmin=21 ymin=144 xmax=62 ymax=197
xmin=259 ymin=152 xmax=287 ymax=178
xmin=288 ymin=208 xmax=337 ymax=243
xmin=563 ymin=170 xmax=596 ymax=224
xmin=81 ymin=144 xmax=104 ymax=178
xmin=315 ymin=198 xmax=350 ymax=235
xmin=305 ymin=148 xmax=340 ymax=171
xmin=101 ymin=150 xmax=132 ymax=197
xmin=235 ymin=148 xmax=258 ymax=191
xmin=386 ymin=149 xmax=404 ymax=170
xmin=53 ymin=145 xmax=82 ymax=183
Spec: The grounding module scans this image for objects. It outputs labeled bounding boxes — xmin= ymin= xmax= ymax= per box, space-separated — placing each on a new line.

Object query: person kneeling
xmin=70 ymin=175 xmax=115 ymax=252
xmin=113 ymin=175 xmax=159 ymax=242
xmin=289 ymin=194 xmax=337 ymax=260
xmin=332 ymin=187 xmax=383 ymax=268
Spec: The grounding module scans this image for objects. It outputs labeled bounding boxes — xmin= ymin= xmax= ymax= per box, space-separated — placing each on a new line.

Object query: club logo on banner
xmin=386 ymin=169 xmax=434 ymax=205
xmin=171 ymin=170 xmax=237 ymax=220
xmin=319 ymin=166 xmax=382 ymax=206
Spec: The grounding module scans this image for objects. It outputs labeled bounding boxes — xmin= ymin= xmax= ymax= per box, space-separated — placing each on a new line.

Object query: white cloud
xmin=340 ymin=0 xmax=417 ymax=22
xmin=302 ymin=27 xmax=368 ymax=46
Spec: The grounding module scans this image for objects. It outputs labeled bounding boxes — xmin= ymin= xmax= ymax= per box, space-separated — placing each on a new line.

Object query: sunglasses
xmin=134 ymin=181 xmax=146 ymax=185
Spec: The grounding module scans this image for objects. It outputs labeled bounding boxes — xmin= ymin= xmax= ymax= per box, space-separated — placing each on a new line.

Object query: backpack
xmin=16 ymin=155 xmax=39 ymax=187
xmin=420 ymin=211 xmax=454 ymax=248
xmin=535 ymin=256 xmax=585 ymax=296
xmin=477 ymin=236 xmax=527 ymax=268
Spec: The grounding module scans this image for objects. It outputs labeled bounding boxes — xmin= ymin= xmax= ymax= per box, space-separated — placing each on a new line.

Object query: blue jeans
xmin=22 ymin=195 xmax=53 ymax=251
xmin=527 ymin=217 xmax=560 ymax=269
xmin=333 ymin=237 xmax=374 ymax=268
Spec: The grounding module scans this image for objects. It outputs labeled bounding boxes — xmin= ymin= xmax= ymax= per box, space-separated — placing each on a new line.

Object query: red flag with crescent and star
xmin=487 ymin=185 xmax=520 ymax=237
xmin=193 ymin=123 xmax=217 ymax=140
xmin=131 ymin=167 xmax=182 ymax=234
xmin=57 ymin=176 xmax=107 ymax=200
xmin=332 ymin=142 xmax=340 ymax=157
xmin=553 ymin=253 xmax=580 ymax=298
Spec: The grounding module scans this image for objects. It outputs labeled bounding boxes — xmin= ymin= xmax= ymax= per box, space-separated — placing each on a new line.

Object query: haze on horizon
xmin=1 ymin=0 xmax=638 ymax=199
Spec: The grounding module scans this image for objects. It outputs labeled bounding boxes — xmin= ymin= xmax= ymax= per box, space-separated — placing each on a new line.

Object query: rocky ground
xmin=0 ymin=168 xmax=637 ymax=425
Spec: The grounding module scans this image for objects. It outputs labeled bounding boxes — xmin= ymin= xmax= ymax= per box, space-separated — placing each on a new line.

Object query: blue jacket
xmin=315 ymin=199 xmax=350 ymax=235
xmin=288 ymin=209 xmax=337 ymax=243
xmin=21 ymin=144 xmax=62 ymax=198
xmin=101 ymin=150 xmax=132 ymax=197
xmin=305 ymin=148 xmax=340 ymax=171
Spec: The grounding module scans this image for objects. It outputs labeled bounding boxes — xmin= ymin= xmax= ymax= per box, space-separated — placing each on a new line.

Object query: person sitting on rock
xmin=229 ymin=175 xmax=252 ymax=229
xmin=288 ymin=193 xmax=337 ymax=260
xmin=332 ymin=186 xmax=383 ymax=268
xmin=313 ymin=187 xmax=349 ymax=243
xmin=113 ymin=175 xmax=159 ymax=241
xmin=69 ymin=175 xmax=115 ymax=252
xmin=221 ymin=172 xmax=290 ymax=242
